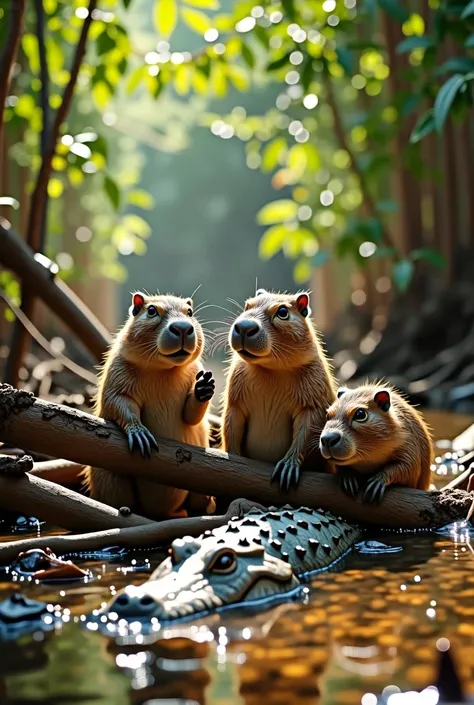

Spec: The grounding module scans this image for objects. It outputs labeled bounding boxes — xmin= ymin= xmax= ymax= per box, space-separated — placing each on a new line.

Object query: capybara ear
xmin=374 ymin=389 xmax=391 ymax=412
xmin=255 ymin=288 xmax=268 ymax=296
xmin=296 ymin=293 xmax=310 ymax=317
xmin=186 ymin=298 xmax=193 ymax=308
xmin=131 ymin=292 xmax=146 ymax=316
xmin=337 ymin=387 xmax=349 ymax=399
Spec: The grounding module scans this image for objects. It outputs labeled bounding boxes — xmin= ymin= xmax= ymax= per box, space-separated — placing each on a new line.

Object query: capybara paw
xmin=271 ymin=457 xmax=301 ymax=491
xmin=126 ymin=423 xmax=158 ymax=457
xmin=363 ymin=474 xmax=387 ymax=505
xmin=194 ymin=370 xmax=215 ymax=403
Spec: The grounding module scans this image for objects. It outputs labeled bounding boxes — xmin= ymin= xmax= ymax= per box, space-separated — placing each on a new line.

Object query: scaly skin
xmin=99 ymin=506 xmax=362 ymax=622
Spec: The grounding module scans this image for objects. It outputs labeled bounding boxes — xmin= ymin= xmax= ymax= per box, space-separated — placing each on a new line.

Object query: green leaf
xmin=257 ymin=199 xmax=299 ymax=225
xmin=370 ymin=246 xmax=396 ymax=260
xmin=227 ymin=65 xmax=249 ymax=91
xmin=183 ymin=0 xmax=219 ymax=7
xmin=97 ymin=29 xmax=116 ymax=56
xmin=410 ymin=109 xmax=435 ymax=143
xmin=281 ymin=0 xmax=296 ymax=20
xmin=461 ymin=0 xmax=474 ymax=19
xmin=254 ymin=25 xmax=270 ymax=49
xmin=104 ymin=175 xmax=120 ymax=211
xmin=335 ymin=47 xmax=353 ymax=75
xmin=180 ymin=7 xmax=211 ymax=33
xmin=123 ymin=214 xmax=152 ymax=238
xmin=287 ymin=144 xmax=308 ymax=178
xmin=122 ymin=0 xmax=133 ymax=8
xmin=293 ymin=258 xmax=312 ymax=284
xmin=262 ymin=137 xmax=287 ymax=172
xmin=393 ymin=259 xmax=414 ymax=292
xmin=22 ymin=34 xmax=40 ymax=74
xmin=154 ymin=0 xmax=178 ymax=38
xmin=396 ymin=36 xmax=434 ymax=53
xmin=302 ymin=143 xmax=321 ymax=171
xmin=435 ymin=57 xmax=474 ymax=77
xmin=92 ymin=81 xmax=112 ymax=110
xmin=434 ymin=74 xmax=465 ymax=132
xmin=312 ymin=250 xmax=330 ymax=267
xmin=14 ymin=94 xmax=36 ymax=119
xmin=259 ymin=225 xmax=289 ymax=259
xmin=127 ymin=189 xmax=155 ymax=209
xmin=242 ymin=43 xmax=255 ymax=69
xmin=127 ymin=66 xmax=145 ymax=94
xmin=466 ymin=35 xmax=474 ymax=48
xmin=410 ymin=248 xmax=446 ymax=268
xmin=377 ymin=0 xmax=409 ymax=22
xmin=267 ymin=52 xmax=292 ymax=72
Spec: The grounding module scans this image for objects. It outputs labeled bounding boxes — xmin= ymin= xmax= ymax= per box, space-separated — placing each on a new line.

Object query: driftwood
xmin=0 ymin=384 xmax=472 ymax=529
xmin=0 ymin=498 xmax=263 ymax=564
xmin=0 ymin=223 xmax=110 ymax=362
xmin=0 ymin=454 xmax=153 ymax=532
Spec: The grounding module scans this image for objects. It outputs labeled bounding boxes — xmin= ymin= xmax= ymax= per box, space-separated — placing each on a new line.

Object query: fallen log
xmin=0 ymin=223 xmax=110 ymax=362
xmin=0 ymin=454 xmax=153 ymax=532
xmin=0 ymin=384 xmax=472 ymax=529
xmin=0 ymin=498 xmax=263 ymax=564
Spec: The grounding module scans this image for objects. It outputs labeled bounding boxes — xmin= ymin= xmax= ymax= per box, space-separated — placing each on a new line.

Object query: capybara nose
xmin=234 ymin=319 xmax=260 ymax=340
xmin=320 ymin=431 xmax=342 ymax=449
xmin=109 ymin=591 xmax=159 ymax=617
xmin=169 ymin=320 xmax=195 ymax=340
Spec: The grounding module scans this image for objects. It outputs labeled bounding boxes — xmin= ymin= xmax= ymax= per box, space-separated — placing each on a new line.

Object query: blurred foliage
xmin=1 ymin=0 xmax=473 ymax=296
xmin=0 ymin=0 xmax=207 ymax=295
xmin=128 ymin=0 xmax=472 ymax=288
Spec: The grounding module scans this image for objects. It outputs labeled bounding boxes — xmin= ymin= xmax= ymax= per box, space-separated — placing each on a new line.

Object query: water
xmin=0 ymin=413 xmax=473 ymax=704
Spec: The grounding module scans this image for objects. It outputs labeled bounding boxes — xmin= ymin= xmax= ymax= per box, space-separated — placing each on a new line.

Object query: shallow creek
xmin=0 ymin=411 xmax=473 ymax=705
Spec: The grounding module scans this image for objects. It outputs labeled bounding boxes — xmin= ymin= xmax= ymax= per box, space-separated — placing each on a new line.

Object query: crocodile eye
xmin=276 ymin=306 xmax=289 ymax=320
xmin=147 ymin=305 xmax=159 ymax=318
xmin=209 ymin=550 xmax=236 ymax=574
xmin=187 ymin=308 xmax=193 ymax=317
xmin=353 ymin=408 xmax=368 ymax=423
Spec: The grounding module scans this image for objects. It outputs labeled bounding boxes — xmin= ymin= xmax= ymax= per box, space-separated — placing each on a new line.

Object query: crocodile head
xmin=103 ymin=533 xmax=298 ymax=621
xmin=98 ymin=507 xmax=361 ymax=623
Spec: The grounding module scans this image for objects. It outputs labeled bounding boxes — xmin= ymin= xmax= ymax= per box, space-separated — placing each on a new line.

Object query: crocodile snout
xmin=109 ymin=589 xmax=162 ymax=618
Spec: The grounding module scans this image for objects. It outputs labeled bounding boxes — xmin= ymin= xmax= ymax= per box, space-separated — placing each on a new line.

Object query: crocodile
xmin=99 ymin=505 xmax=363 ymax=622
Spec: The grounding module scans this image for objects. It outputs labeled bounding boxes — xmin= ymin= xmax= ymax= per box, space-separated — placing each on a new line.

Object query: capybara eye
xmin=353 ymin=408 xmax=368 ymax=423
xmin=147 ymin=305 xmax=159 ymax=318
xmin=187 ymin=308 xmax=193 ymax=317
xmin=276 ymin=306 xmax=289 ymax=320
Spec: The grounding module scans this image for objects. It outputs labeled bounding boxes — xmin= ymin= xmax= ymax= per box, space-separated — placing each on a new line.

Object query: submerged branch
xmin=0 ymin=498 xmax=262 ymax=564
xmin=0 ymin=385 xmax=472 ymax=530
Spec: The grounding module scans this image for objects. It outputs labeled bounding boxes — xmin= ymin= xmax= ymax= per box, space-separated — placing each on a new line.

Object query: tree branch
xmin=0 ymin=223 xmax=110 ymax=362
xmin=0 ymin=289 xmax=97 ymax=385
xmin=0 ymin=0 xmax=26 ymax=178
xmin=0 ymin=384 xmax=471 ymax=530
xmin=7 ymin=0 xmax=98 ymax=387
xmin=323 ymin=73 xmax=400 ymax=257
xmin=0 ymin=455 xmax=153 ymax=532
xmin=35 ymin=0 xmax=50 ymax=253
xmin=26 ymin=0 xmax=97 ymax=252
